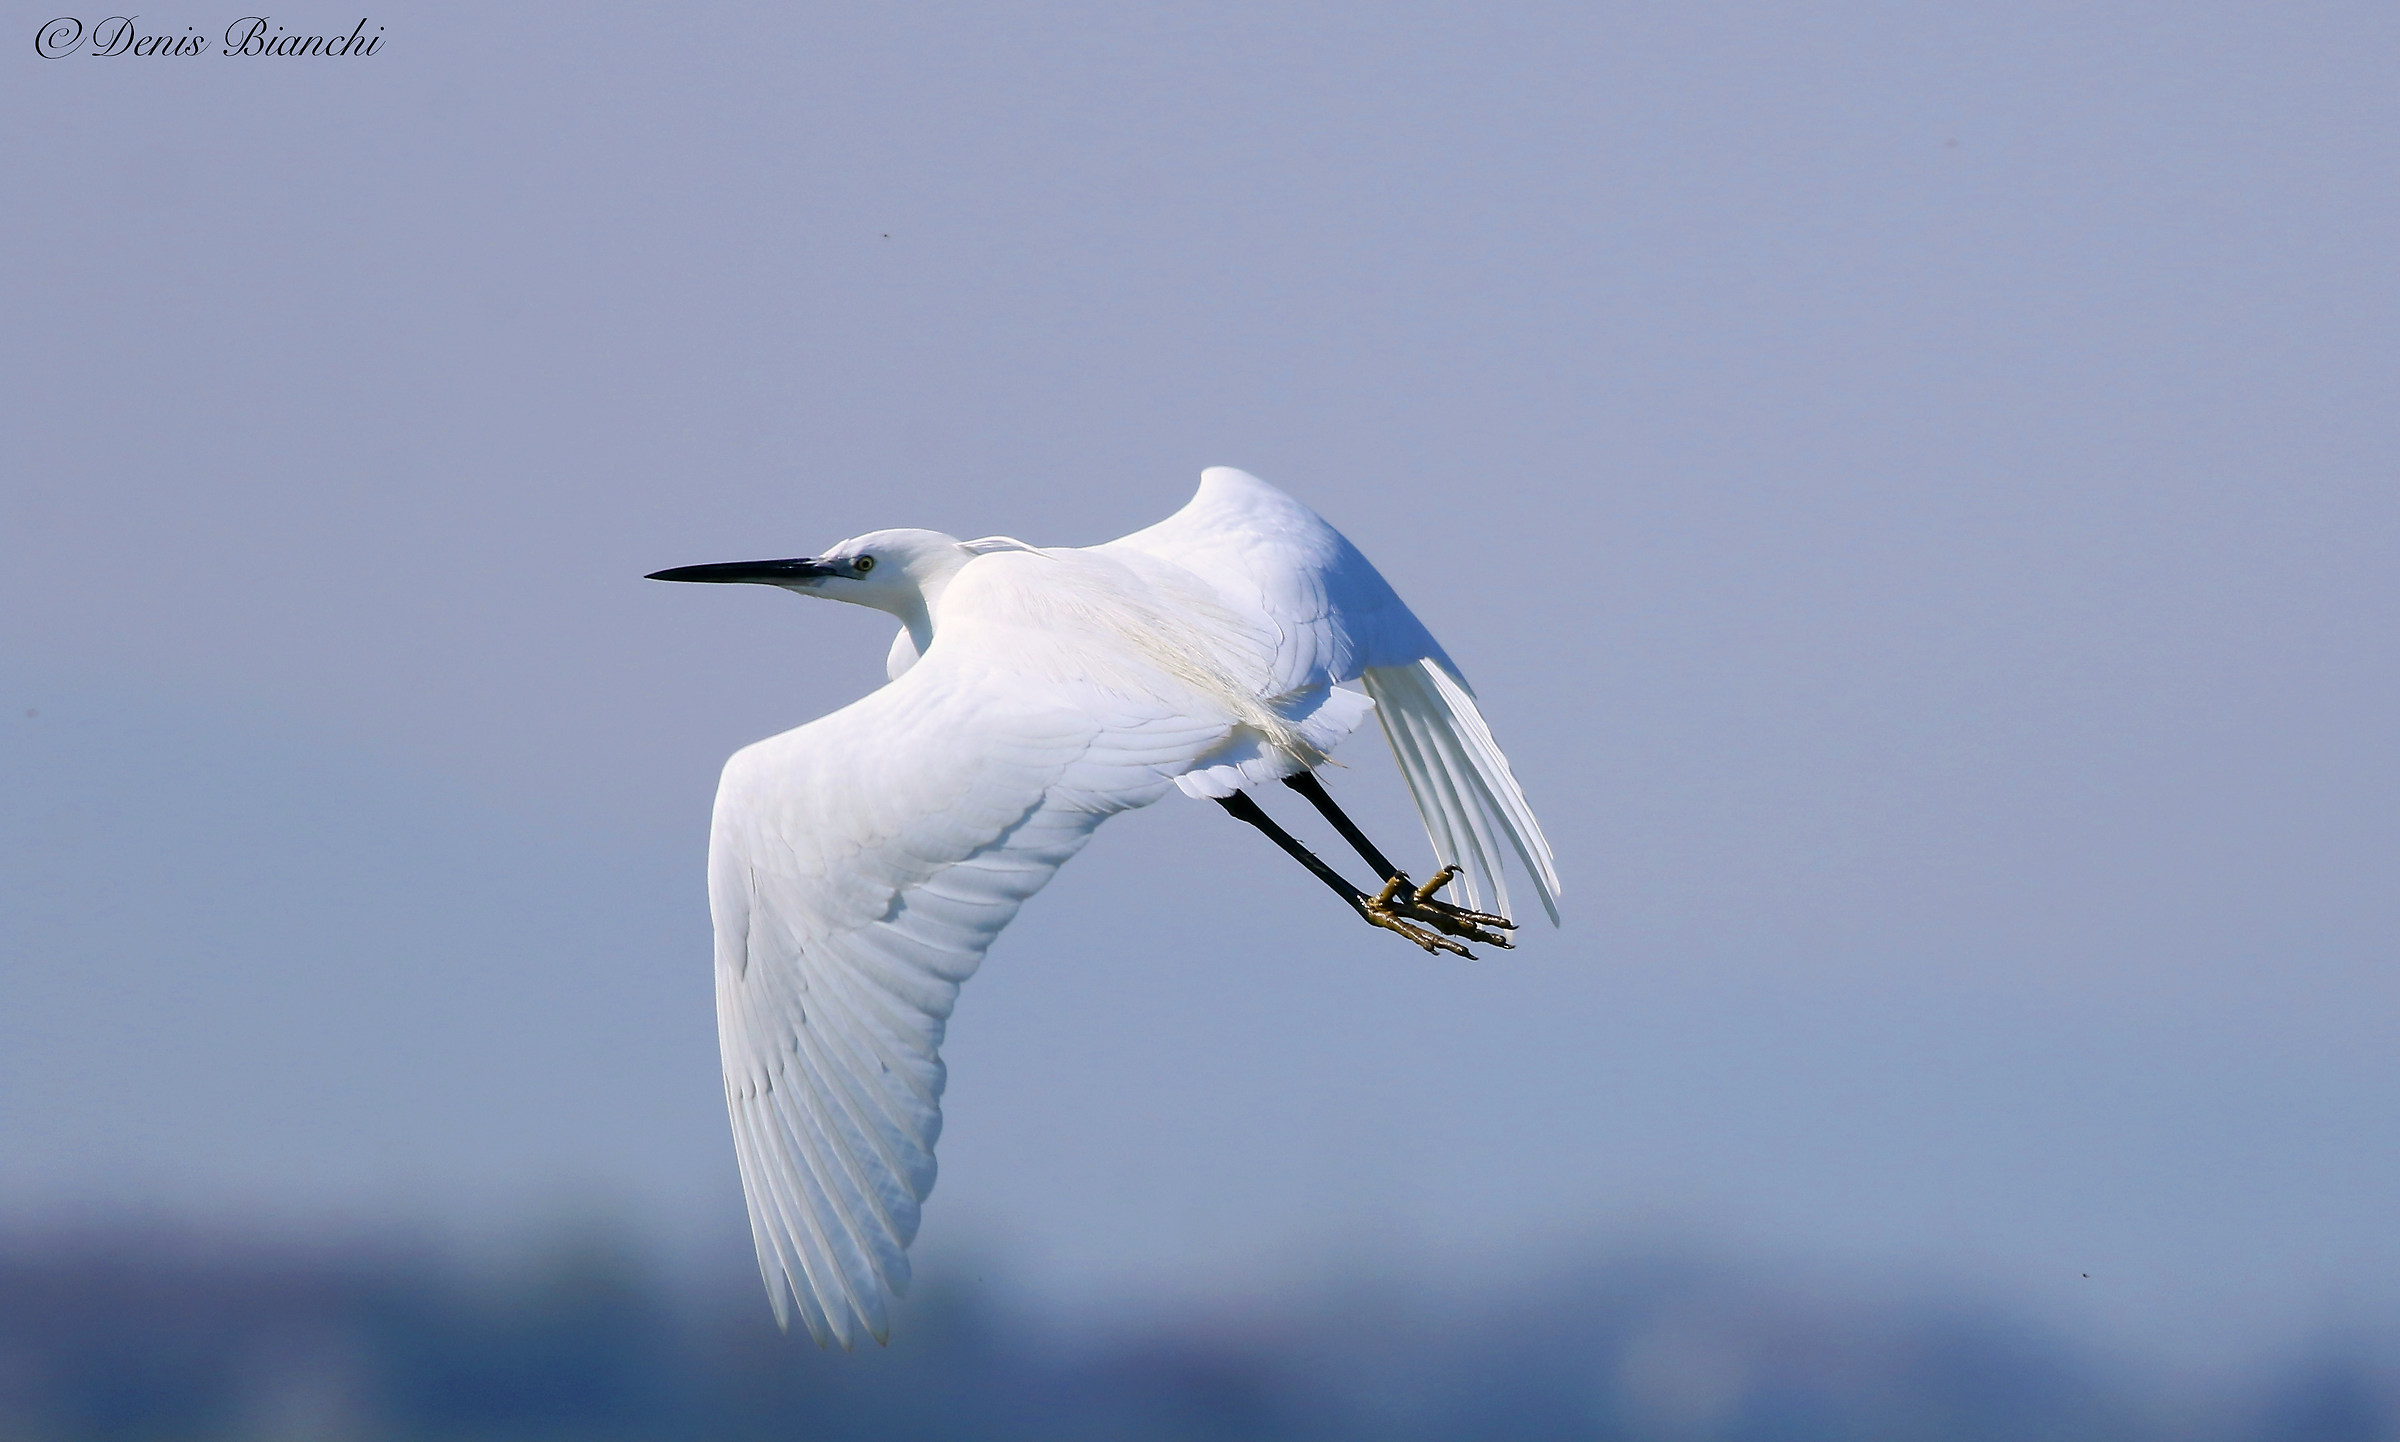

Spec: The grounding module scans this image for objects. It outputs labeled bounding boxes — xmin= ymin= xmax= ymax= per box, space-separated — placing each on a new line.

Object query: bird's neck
xmin=890 ymin=569 xmax=957 ymax=655
xmin=860 ymin=558 xmax=965 ymax=661
xmin=898 ymin=600 xmax=935 ymax=658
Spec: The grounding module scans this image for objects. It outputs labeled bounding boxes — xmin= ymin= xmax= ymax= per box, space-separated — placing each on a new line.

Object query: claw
xmin=1371 ymin=866 xmax=1516 ymax=947
xmin=1409 ymin=867 xmax=1516 ymax=928
xmin=1410 ymin=865 xmax=1461 ymax=907
xmin=1358 ymin=863 xmax=1524 ymax=959
xmin=1362 ymin=885 xmax=1476 ymax=958
xmin=1421 ymin=904 xmax=1515 ymax=946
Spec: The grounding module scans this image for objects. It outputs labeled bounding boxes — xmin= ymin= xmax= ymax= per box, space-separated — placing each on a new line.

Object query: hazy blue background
xmin=5 ymin=0 xmax=2395 ymax=1390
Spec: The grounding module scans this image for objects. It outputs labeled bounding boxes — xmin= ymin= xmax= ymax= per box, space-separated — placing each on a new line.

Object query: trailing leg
xmin=1214 ymin=792 xmax=1475 ymax=957
xmin=1279 ymin=772 xmax=1516 ymax=948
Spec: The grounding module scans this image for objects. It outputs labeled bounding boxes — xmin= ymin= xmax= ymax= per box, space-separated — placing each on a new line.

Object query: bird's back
xmin=1100 ymin=466 xmax=1454 ymax=697
xmin=937 ymin=542 xmax=1380 ymax=797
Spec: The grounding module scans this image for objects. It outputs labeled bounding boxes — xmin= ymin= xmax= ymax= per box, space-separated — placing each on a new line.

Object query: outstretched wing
xmin=709 ymin=645 xmax=1220 ymax=1347
xmin=1105 ymin=467 xmax=1561 ymax=923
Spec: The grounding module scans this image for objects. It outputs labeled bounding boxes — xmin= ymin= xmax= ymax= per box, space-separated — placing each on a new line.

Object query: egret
xmin=648 ymin=467 xmax=1559 ymax=1345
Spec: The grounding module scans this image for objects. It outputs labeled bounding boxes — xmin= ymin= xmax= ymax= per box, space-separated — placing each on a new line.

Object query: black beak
xmin=645 ymin=557 xmax=843 ymax=585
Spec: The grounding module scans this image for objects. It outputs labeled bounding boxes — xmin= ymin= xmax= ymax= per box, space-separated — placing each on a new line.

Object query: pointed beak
xmin=645 ymin=557 xmax=843 ymax=585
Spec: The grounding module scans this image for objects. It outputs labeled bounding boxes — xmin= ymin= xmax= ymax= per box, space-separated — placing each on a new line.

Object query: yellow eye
xmin=854 ymin=555 xmax=875 ymax=573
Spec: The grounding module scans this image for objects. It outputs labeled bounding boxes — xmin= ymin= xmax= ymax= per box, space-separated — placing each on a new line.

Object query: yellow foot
xmin=1362 ymin=868 xmax=1517 ymax=958
xmin=1363 ymin=884 xmax=1474 ymax=958
xmin=1392 ymin=866 xmax=1516 ymax=949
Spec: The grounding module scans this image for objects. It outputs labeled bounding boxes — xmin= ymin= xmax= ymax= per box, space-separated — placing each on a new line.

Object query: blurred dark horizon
xmin=7 ymin=1214 xmax=2398 ymax=1442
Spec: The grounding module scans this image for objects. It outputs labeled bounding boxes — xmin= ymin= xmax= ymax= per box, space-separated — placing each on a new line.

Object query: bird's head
xmin=647 ymin=528 xmax=973 ymax=619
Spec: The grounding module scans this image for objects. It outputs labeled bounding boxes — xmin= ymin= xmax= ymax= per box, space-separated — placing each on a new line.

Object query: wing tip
xmin=1366 ymin=659 xmax=1562 ymax=931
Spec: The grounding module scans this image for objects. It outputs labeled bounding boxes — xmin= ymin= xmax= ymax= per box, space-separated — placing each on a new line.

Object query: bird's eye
xmin=853 ymin=555 xmax=875 ymax=573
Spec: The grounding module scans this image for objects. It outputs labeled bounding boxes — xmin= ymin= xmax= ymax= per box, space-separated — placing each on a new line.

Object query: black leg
xmin=1277 ymin=771 xmax=1519 ymax=946
xmin=1281 ymin=771 xmax=1400 ymax=881
xmin=1215 ymin=788 xmax=1515 ymax=957
xmin=1215 ymin=792 xmax=1370 ymax=918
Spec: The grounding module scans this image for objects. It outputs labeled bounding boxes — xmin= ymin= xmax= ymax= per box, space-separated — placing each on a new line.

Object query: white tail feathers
xmin=1360 ymin=659 xmax=1561 ymax=926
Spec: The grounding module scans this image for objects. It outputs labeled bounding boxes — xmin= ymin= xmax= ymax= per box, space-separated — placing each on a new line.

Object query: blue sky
xmin=5 ymin=0 xmax=2396 ymax=1368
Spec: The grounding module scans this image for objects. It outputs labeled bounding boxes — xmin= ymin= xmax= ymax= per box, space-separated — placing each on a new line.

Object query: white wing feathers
xmin=1104 ymin=467 xmax=1447 ymax=694
xmin=714 ymin=673 xmax=1213 ymax=1346
xmin=1361 ymin=658 xmax=1560 ymax=925
xmin=1110 ymin=467 xmax=1560 ymax=923
xmin=708 ymin=546 xmax=1374 ymax=1346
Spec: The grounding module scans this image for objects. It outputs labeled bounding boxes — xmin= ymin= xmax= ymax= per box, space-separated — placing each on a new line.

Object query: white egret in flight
xmin=648 ymin=467 xmax=1558 ymax=1346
